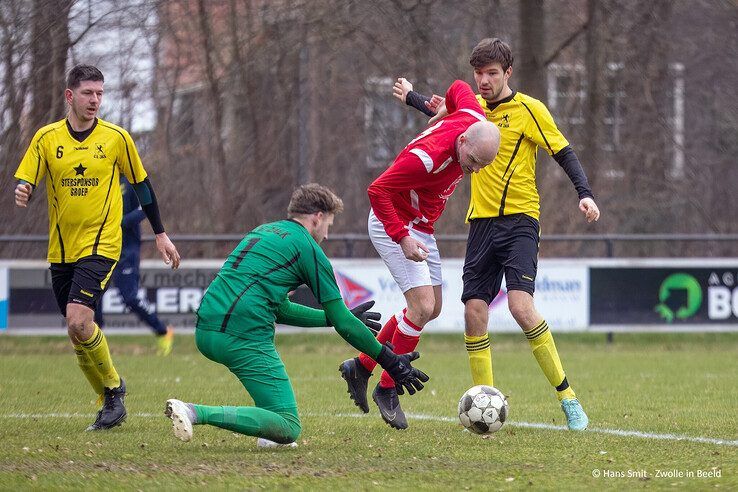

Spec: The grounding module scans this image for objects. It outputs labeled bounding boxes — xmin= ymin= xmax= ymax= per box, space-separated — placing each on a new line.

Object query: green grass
xmin=0 ymin=332 xmax=736 ymax=490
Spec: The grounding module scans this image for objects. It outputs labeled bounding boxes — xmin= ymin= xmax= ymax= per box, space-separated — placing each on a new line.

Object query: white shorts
xmin=368 ymin=209 xmax=442 ymax=293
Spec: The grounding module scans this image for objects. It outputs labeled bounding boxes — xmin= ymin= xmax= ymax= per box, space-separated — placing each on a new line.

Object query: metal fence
xmin=2 ymin=233 xmax=737 ymax=258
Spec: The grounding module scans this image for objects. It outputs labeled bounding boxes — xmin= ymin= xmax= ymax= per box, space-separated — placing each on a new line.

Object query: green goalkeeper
xmin=165 ymin=184 xmax=429 ymax=447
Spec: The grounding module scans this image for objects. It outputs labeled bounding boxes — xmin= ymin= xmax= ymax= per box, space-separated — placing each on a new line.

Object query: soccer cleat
xmin=372 ymin=384 xmax=408 ymax=430
xmin=561 ymin=398 xmax=589 ymax=431
xmin=339 ymin=357 xmax=372 ymax=413
xmin=165 ymin=399 xmax=194 ymax=442
xmin=86 ymin=379 xmax=127 ymax=431
xmin=156 ymin=326 xmax=175 ymax=356
xmin=257 ymin=438 xmax=298 ymax=449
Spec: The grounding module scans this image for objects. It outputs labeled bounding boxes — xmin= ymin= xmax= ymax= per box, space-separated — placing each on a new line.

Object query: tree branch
xmin=543 ymin=20 xmax=588 ymax=67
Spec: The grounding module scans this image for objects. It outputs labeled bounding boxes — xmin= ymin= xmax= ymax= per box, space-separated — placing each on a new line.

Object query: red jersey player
xmin=340 ymin=79 xmax=500 ymax=429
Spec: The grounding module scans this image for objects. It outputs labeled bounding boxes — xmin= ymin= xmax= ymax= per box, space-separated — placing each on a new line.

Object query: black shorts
xmin=49 ymin=255 xmax=117 ymax=315
xmin=461 ymin=214 xmax=540 ymax=304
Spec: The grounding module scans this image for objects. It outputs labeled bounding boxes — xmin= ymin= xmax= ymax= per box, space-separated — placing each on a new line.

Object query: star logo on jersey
xmin=498 ymin=113 xmax=510 ymax=128
xmin=74 ymin=163 xmax=87 ymax=176
xmin=334 ymin=271 xmax=373 ymax=309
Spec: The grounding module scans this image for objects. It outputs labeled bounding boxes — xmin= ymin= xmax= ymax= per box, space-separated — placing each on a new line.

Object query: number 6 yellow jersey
xmin=14 ymin=118 xmax=148 ymax=263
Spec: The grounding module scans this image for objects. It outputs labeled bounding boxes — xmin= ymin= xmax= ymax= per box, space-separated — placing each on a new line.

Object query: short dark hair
xmin=469 ymin=38 xmax=514 ymax=72
xmin=287 ymin=183 xmax=344 ymax=217
xmin=66 ymin=64 xmax=104 ymax=89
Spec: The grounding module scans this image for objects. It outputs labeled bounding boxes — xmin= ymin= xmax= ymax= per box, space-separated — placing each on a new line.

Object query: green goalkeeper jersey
xmin=196 ymin=219 xmax=343 ymax=339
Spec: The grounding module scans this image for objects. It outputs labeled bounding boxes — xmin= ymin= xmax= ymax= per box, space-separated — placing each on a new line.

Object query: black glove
xmin=350 ymin=300 xmax=382 ymax=335
xmin=375 ymin=342 xmax=429 ymax=395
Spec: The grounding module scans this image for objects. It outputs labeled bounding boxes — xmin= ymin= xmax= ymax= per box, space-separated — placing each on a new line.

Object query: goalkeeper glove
xmin=375 ymin=342 xmax=429 ymax=395
xmin=349 ymin=300 xmax=382 ymax=335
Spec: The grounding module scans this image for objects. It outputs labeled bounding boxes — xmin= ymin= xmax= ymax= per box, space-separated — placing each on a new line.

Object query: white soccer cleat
xmin=165 ymin=399 xmax=194 ymax=442
xmin=257 ymin=438 xmax=298 ymax=449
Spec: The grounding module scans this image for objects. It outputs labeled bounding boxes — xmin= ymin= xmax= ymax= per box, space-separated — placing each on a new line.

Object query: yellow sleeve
xmin=524 ymin=99 xmax=569 ymax=156
xmin=116 ymin=129 xmax=148 ymax=184
xmin=14 ymin=128 xmax=49 ymax=186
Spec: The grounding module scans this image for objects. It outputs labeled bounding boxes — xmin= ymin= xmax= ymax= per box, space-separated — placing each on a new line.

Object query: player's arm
xmin=324 ymin=298 xmax=429 ymax=394
xmin=393 ymin=77 xmax=439 ymax=117
xmin=275 ymin=298 xmax=381 ymax=334
xmin=118 ymin=128 xmax=180 ymax=268
xmin=427 ymin=80 xmax=480 ymax=124
xmin=367 ymin=155 xmax=432 ymax=261
xmin=130 ymin=178 xmax=180 ymax=266
xmin=14 ymin=180 xmax=34 ymax=208
xmin=444 ymin=79 xmax=484 ymax=116
xmin=14 ymin=130 xmax=49 ymax=207
xmin=551 ymin=147 xmax=600 ymax=222
xmin=525 ymin=99 xmax=600 ymax=223
xmin=302 ymin=247 xmax=428 ymax=393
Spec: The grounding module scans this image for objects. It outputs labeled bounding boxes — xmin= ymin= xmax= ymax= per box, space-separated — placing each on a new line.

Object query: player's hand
xmin=350 ymin=300 xmax=382 ymax=335
xmin=425 ymin=95 xmax=445 ymax=115
xmin=155 ymin=232 xmax=181 ymax=269
xmin=392 ymin=77 xmax=413 ymax=103
xmin=579 ymin=197 xmax=600 ymax=223
xmin=399 ymin=236 xmax=429 ymax=262
xmin=427 ymin=102 xmax=448 ymax=124
xmin=14 ymin=183 xmax=32 ymax=208
xmin=375 ymin=343 xmax=429 ymax=395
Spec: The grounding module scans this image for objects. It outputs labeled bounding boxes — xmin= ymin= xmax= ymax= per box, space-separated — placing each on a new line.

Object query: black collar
xmin=483 ymin=91 xmax=516 ymax=112
xmin=66 ymin=118 xmax=98 ymax=142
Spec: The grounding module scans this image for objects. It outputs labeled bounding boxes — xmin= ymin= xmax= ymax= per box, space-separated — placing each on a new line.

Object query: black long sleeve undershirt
xmin=405 ymin=90 xmax=436 ymax=117
xmin=131 ymin=178 xmax=165 ymax=234
xmin=553 ymin=146 xmax=594 ymax=200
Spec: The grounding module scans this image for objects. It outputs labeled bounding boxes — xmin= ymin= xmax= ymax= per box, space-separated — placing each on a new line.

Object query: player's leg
xmin=502 ymin=215 xmax=588 ymax=430
xmin=51 ymin=263 xmax=105 ymax=401
xmin=375 ymin=228 xmax=440 ymax=429
xmin=171 ymin=329 xmax=301 ymax=444
xmin=461 ymin=218 xmax=502 ymax=387
xmin=66 ymin=256 xmax=127 ymax=430
xmin=115 ymin=266 xmax=173 ymax=355
xmin=342 ymin=212 xmax=437 ymax=419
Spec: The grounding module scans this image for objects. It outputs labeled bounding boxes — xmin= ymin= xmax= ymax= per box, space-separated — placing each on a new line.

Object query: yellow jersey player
xmin=395 ymin=38 xmax=600 ymax=431
xmin=13 ymin=64 xmax=180 ymax=431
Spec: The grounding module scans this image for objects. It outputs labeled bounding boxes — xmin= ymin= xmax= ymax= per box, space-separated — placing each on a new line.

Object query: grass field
xmin=1 ymin=332 xmax=736 ymax=490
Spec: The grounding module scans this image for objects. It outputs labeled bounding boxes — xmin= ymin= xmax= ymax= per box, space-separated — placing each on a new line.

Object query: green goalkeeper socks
xmin=193 ymin=404 xmax=301 ymax=444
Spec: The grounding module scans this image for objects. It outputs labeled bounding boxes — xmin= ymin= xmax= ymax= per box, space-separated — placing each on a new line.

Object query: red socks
xmin=358 ymin=309 xmax=404 ymax=372
xmin=379 ymin=314 xmax=422 ymax=388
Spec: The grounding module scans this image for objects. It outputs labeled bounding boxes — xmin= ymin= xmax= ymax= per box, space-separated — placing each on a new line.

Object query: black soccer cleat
xmin=339 ymin=358 xmax=372 ymax=413
xmin=86 ymin=378 xmax=127 ymax=431
xmin=372 ymin=384 xmax=408 ymax=430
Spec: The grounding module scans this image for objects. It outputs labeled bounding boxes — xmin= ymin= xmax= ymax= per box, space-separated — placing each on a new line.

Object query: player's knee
xmin=464 ymin=299 xmax=488 ymax=329
xmin=407 ymin=303 xmax=434 ymax=326
xmin=508 ymin=299 xmax=536 ymax=328
xmin=430 ymin=301 xmax=442 ymax=321
xmin=66 ymin=305 xmax=91 ymax=338
xmin=273 ymin=412 xmax=301 ymax=444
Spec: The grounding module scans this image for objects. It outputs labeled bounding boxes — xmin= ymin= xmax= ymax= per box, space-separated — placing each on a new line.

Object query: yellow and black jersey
xmin=14 ymin=118 xmax=148 ymax=263
xmin=467 ymin=92 xmax=569 ymax=221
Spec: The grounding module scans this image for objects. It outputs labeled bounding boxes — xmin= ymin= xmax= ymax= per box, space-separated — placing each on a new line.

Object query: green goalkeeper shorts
xmin=194 ymin=328 xmax=300 ymax=419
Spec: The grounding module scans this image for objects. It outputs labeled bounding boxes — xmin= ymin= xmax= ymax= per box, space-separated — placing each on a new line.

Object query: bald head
xmin=458 ymin=121 xmax=500 ymax=174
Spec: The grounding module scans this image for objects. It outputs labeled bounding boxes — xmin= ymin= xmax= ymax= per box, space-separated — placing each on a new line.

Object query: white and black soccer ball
xmin=458 ymin=385 xmax=508 ymax=435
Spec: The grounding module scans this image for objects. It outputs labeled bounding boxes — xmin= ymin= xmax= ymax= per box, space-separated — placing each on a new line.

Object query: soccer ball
xmin=458 ymin=385 xmax=508 ymax=434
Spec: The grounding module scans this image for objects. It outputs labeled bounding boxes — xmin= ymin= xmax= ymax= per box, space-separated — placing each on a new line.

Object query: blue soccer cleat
xmin=561 ymin=398 xmax=589 ymax=431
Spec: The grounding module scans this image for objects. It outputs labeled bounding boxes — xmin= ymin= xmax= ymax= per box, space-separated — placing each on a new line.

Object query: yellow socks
xmin=79 ymin=324 xmax=121 ymax=389
xmin=525 ymin=320 xmax=576 ymax=401
xmin=465 ymin=333 xmax=494 ymax=386
xmin=74 ymin=344 xmax=104 ymax=400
